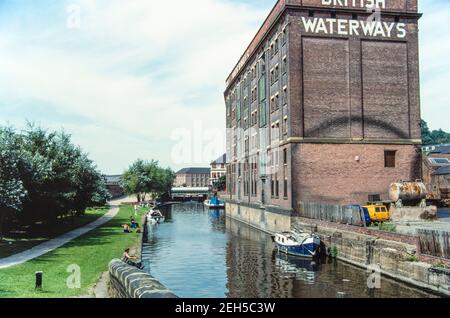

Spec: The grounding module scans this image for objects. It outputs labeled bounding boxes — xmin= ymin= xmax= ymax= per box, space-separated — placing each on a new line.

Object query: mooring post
xmin=35 ymin=271 xmax=43 ymax=290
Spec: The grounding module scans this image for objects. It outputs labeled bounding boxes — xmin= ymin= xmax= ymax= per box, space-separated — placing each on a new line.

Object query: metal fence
xmin=299 ymin=201 xmax=363 ymax=226
xmin=417 ymin=229 xmax=450 ymax=260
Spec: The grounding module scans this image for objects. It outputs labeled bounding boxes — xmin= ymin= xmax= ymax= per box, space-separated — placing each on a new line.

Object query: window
xmin=275 ymin=173 xmax=279 ymax=197
xmin=384 ymin=150 xmax=396 ymax=168
xmin=271 ymin=122 xmax=280 ymax=141
xmin=283 ymin=149 xmax=287 ymax=165
xmin=283 ymin=179 xmax=288 ymax=199
xmin=270 ymin=94 xmax=279 ymax=112
xmin=252 ymin=86 xmax=257 ymax=103
xmin=259 ymin=76 xmax=266 ymax=102
xmin=282 ymin=28 xmax=287 ymax=45
xmin=259 ymin=55 xmax=266 ymax=75
xmin=270 ymin=65 xmax=279 ymax=85
xmin=283 ymin=116 xmax=288 ymax=136
xmin=429 ymin=158 xmax=450 ymax=165
xmin=271 ymin=175 xmax=274 ymax=197
xmin=275 ymin=65 xmax=279 ymax=82
xmin=282 ymin=86 xmax=288 ymax=105
xmin=281 ymin=56 xmax=287 ymax=74
xmin=259 ymin=101 xmax=267 ymax=127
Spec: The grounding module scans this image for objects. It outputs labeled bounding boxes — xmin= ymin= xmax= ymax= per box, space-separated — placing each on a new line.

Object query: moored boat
xmin=272 ymin=230 xmax=321 ymax=258
xmin=204 ymin=194 xmax=225 ymax=209
xmin=204 ymin=200 xmax=225 ymax=209
xmin=147 ymin=209 xmax=165 ymax=224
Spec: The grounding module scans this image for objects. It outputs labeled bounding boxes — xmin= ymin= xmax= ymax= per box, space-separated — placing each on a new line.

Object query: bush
xmin=378 ymin=222 xmax=397 ymax=233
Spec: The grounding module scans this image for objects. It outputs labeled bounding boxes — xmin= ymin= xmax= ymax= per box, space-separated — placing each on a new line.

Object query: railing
xmin=299 ymin=201 xmax=363 ymax=226
xmin=417 ymin=229 xmax=450 ymax=260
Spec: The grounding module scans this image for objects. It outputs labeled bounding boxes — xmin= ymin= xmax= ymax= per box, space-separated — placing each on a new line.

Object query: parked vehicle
xmin=363 ymin=204 xmax=391 ymax=223
xmin=351 ymin=204 xmax=390 ymax=225
xmin=349 ymin=204 xmax=371 ymax=226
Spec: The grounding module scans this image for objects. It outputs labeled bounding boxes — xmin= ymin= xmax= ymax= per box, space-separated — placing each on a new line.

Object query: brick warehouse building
xmin=224 ymin=0 xmax=422 ymax=231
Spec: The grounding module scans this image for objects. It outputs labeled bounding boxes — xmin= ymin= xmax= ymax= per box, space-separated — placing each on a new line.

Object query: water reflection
xmin=141 ymin=203 xmax=436 ymax=298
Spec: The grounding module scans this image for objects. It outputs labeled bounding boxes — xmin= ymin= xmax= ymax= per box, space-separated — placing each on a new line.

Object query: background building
xmin=224 ymin=0 xmax=422 ymax=229
xmin=423 ymin=146 xmax=450 ymax=205
xmin=210 ymin=154 xmax=227 ymax=186
xmin=104 ymin=175 xmax=124 ymax=198
xmin=175 ymin=167 xmax=211 ymax=188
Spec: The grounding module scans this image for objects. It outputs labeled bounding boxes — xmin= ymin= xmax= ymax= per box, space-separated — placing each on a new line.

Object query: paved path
xmin=0 ymin=197 xmax=133 ymax=270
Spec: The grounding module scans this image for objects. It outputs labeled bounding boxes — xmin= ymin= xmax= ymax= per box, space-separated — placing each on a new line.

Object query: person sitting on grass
xmin=130 ymin=218 xmax=139 ymax=230
xmin=122 ymin=248 xmax=144 ymax=270
xmin=122 ymin=224 xmax=131 ymax=233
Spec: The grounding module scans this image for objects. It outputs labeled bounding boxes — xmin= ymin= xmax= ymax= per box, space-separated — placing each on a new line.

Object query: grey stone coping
xmin=109 ymin=259 xmax=177 ymax=298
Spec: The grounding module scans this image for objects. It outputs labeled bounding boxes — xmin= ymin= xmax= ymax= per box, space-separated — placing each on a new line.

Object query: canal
xmin=142 ymin=203 xmax=436 ymax=298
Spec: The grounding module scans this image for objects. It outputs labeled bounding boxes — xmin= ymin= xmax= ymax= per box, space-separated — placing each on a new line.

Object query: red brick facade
xmin=224 ymin=0 xmax=422 ymax=215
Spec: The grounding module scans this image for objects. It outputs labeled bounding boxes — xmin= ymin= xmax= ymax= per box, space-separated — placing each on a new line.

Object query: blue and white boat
xmin=272 ymin=230 xmax=321 ymax=258
xmin=204 ymin=196 xmax=225 ymax=209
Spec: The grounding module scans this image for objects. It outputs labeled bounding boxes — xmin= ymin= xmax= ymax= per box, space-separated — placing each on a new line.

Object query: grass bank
xmin=0 ymin=207 xmax=109 ymax=259
xmin=0 ymin=205 xmax=146 ymax=298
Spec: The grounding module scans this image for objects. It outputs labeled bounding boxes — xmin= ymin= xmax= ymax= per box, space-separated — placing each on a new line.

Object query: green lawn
xmin=0 ymin=205 xmax=146 ymax=298
xmin=0 ymin=207 xmax=109 ymax=259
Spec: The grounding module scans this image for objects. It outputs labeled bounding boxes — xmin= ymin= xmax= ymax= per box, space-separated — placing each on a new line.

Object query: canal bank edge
xmin=108 ymin=260 xmax=177 ymax=298
xmin=104 ymin=204 xmax=177 ymax=298
xmin=225 ymin=201 xmax=450 ymax=297
xmin=107 ymin=208 xmax=178 ymax=298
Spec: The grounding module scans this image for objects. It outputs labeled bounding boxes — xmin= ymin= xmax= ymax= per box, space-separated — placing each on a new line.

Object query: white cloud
xmin=0 ymin=0 xmax=449 ymax=174
xmin=0 ymin=0 xmax=269 ymax=173
xmin=419 ymin=0 xmax=450 ymax=131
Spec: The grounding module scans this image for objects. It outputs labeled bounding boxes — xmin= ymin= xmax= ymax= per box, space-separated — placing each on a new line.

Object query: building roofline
xmin=225 ymin=0 xmax=286 ymax=92
xmin=224 ymin=1 xmax=422 ymax=94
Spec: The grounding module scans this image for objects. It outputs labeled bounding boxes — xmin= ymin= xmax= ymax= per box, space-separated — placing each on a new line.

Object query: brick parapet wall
xmin=295 ymin=216 xmax=417 ymax=245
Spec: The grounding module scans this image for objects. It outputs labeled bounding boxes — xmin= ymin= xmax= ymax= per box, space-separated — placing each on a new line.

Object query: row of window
xmin=269 ymin=27 xmax=287 ymax=60
xmin=269 ymin=57 xmax=287 ymax=86
xmin=211 ymin=172 xmax=225 ymax=179
xmin=228 ymin=24 xmax=288 ymax=126
xmin=270 ymin=117 xmax=289 ymax=141
xmin=270 ymin=174 xmax=288 ymax=199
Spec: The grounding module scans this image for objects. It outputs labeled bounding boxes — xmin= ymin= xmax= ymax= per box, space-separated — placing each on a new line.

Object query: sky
xmin=0 ymin=0 xmax=448 ymax=174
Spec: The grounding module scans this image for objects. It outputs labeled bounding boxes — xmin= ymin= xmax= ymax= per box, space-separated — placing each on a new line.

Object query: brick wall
xmin=292 ymin=143 xmax=422 ymax=206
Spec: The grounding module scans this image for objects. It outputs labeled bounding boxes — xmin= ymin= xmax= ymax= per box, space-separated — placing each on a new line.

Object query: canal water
xmin=141 ymin=203 xmax=435 ymax=298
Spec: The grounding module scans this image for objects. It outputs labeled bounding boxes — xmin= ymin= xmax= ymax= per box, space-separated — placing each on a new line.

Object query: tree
xmin=121 ymin=160 xmax=175 ymax=202
xmin=0 ymin=127 xmax=27 ymax=241
xmin=18 ymin=124 xmax=109 ymax=222
xmin=121 ymin=159 xmax=149 ymax=202
xmin=421 ymin=120 xmax=450 ymax=145
xmin=213 ymin=175 xmax=226 ymax=191
xmin=154 ymin=167 xmax=175 ymax=199
xmin=0 ymin=123 xmax=110 ymax=237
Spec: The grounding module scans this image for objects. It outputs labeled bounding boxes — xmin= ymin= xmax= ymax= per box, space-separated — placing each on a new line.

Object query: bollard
xmin=35 ymin=271 xmax=43 ymax=290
